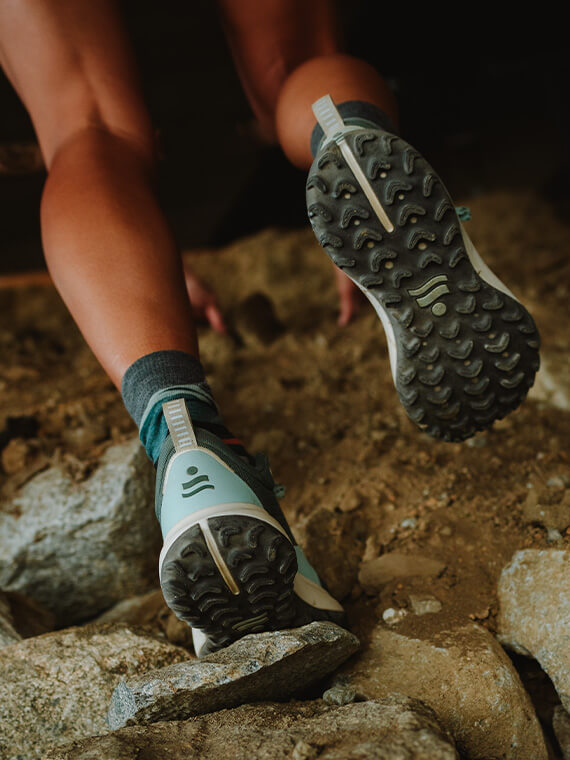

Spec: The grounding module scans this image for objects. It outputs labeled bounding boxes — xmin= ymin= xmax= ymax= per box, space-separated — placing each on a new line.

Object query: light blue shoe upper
xmin=156 ymin=428 xmax=327 ymax=591
xmin=159 ymin=447 xmax=263 ymax=538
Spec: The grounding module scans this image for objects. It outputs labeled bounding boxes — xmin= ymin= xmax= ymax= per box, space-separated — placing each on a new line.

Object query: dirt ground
xmin=0 ymin=189 xmax=569 ymax=712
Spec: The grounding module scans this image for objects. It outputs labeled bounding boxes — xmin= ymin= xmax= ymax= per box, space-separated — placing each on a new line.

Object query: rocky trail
xmin=1 ymin=190 xmax=569 ymax=759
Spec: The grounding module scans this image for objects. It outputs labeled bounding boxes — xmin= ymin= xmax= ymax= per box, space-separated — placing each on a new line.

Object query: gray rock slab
xmin=498 ymin=549 xmax=570 ymax=711
xmin=0 ymin=622 xmax=189 ymax=760
xmin=108 ymin=621 xmax=359 ymax=729
xmin=553 ymin=705 xmax=570 ymax=760
xmin=46 ymin=696 xmax=459 ymax=760
xmin=0 ymin=437 xmax=162 ymax=624
xmin=0 ymin=590 xmax=20 ymax=647
xmin=330 ymin=621 xmax=547 ymax=760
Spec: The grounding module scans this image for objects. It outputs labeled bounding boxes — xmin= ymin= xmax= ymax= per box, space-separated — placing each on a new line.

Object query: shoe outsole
xmin=307 ymin=130 xmax=540 ymax=441
xmin=160 ymin=514 xmax=345 ymax=655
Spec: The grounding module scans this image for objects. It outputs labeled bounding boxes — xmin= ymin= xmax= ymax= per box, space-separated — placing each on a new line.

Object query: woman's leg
xmin=218 ymin=0 xmax=398 ymax=324
xmin=0 ymin=0 xmax=197 ymax=388
xmin=217 ymin=0 xmax=398 ymax=168
xmin=0 ymin=1 xmax=344 ymax=652
xmin=219 ymin=0 xmax=540 ymax=442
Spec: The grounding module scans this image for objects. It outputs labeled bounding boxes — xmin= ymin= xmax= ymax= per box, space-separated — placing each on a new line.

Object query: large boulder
xmin=498 ymin=549 xmax=570 ymax=711
xmin=0 ymin=622 xmax=189 ymax=760
xmin=46 ymin=696 xmax=459 ymax=760
xmin=330 ymin=621 xmax=547 ymax=760
xmin=0 ymin=437 xmax=161 ymax=624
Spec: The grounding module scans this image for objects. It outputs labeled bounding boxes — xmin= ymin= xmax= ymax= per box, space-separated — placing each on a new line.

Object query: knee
xmin=39 ymin=78 xmax=156 ymax=171
xmin=276 ymin=54 xmax=397 ymax=168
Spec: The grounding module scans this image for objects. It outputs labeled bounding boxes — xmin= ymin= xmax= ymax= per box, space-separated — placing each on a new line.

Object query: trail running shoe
xmin=156 ymin=399 xmax=344 ymax=657
xmin=307 ymin=95 xmax=540 ymax=442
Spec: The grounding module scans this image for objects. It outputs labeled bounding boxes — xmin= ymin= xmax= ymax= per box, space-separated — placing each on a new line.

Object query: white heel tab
xmin=162 ymin=399 xmax=197 ymax=452
xmin=312 ymin=94 xmax=395 ymax=234
xmin=312 ymin=94 xmax=346 ymax=139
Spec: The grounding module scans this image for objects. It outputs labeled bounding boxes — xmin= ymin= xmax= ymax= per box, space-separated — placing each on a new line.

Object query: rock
xmin=553 ymin=705 xmax=570 ymax=760
xmin=528 ymin=358 xmax=570 ymax=412
xmin=322 ymin=685 xmax=357 ymax=706
xmin=382 ymin=607 xmax=408 ymax=626
xmin=108 ymin=621 xmax=359 ymax=729
xmin=0 ymin=591 xmax=20 ymax=646
xmin=45 ymin=696 xmax=459 ymax=760
xmin=522 ymin=486 xmax=570 ymax=532
xmin=0 ymin=622 xmax=189 ymax=760
xmin=409 ymin=594 xmax=443 ymax=615
xmin=359 ymin=552 xmax=446 ymax=592
xmin=331 ymin=621 xmax=547 ymax=760
xmin=497 ymin=549 xmax=570 ymax=711
xmin=547 ymin=476 xmax=568 ymax=489
xmin=0 ymin=437 xmax=162 ymax=624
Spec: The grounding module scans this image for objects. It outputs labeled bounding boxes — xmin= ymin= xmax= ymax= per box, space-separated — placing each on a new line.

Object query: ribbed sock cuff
xmin=121 ymin=350 xmax=207 ymax=427
xmin=310 ymin=99 xmax=397 ymax=158
xmin=122 ymin=350 xmax=220 ymax=463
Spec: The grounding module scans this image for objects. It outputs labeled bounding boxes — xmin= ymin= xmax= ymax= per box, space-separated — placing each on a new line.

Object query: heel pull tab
xmin=162 ymin=399 xmax=197 ymax=452
xmin=312 ymin=94 xmax=395 ymax=234
xmin=312 ymin=94 xmax=346 ymax=140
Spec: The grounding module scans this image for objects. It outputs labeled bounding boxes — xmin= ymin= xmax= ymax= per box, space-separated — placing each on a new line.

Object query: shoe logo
xmin=408 ymin=275 xmax=450 ymax=316
xmin=232 ymin=613 xmax=269 ymax=632
xmin=182 ymin=466 xmax=215 ymax=498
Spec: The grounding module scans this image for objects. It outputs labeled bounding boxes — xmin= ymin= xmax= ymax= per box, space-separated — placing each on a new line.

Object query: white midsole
xmin=159 ymin=502 xmax=290 ymax=579
xmin=353 ymin=222 xmax=520 ymax=385
xmin=159 ymin=503 xmax=343 ymax=613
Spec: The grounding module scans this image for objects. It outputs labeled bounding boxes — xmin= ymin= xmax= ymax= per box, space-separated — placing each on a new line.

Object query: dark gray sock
xmin=121 ymin=350 xmax=248 ymax=464
xmin=121 ymin=350 xmax=206 ymax=427
xmin=310 ymin=99 xmax=397 ymax=158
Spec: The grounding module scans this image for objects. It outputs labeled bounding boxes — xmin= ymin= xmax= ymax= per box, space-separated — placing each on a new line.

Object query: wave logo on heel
xmin=408 ymin=275 xmax=450 ymax=316
xmin=232 ymin=613 xmax=269 ymax=633
xmin=182 ymin=466 xmax=215 ymax=499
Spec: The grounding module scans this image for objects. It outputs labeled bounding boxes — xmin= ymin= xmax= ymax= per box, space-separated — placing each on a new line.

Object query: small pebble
xmin=466 ymin=435 xmax=487 ymax=448
xmin=440 ymin=525 xmax=453 ymax=537
xmin=546 ymin=528 xmax=563 ymax=543
xmin=547 ymin=476 xmax=566 ymax=489
xmin=322 ymin=685 xmax=357 ymax=706
xmin=400 ymin=517 xmax=418 ymax=529
xmin=409 ymin=594 xmax=443 ymax=616
xmin=292 ymin=740 xmax=319 ymax=760
xmin=382 ymin=607 xmax=407 ymax=626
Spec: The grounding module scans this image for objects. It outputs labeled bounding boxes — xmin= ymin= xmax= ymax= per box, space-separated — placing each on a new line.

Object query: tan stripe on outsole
xmin=199 ymin=518 xmax=240 ymax=595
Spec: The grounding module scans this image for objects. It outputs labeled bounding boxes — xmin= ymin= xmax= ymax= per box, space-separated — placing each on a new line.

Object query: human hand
xmin=334 ymin=267 xmax=365 ymax=326
xmin=183 ymin=259 xmax=227 ymax=334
